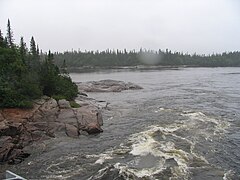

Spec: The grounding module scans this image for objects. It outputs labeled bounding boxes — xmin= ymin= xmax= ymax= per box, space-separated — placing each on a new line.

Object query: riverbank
xmin=0 ymin=95 xmax=104 ymax=176
xmin=67 ymin=65 xmax=189 ymax=73
xmin=1 ymin=68 xmax=240 ymax=179
xmin=0 ymin=80 xmax=142 ymax=178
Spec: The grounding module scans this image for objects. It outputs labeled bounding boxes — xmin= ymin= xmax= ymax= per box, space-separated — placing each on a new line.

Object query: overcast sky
xmin=0 ymin=0 xmax=240 ymax=54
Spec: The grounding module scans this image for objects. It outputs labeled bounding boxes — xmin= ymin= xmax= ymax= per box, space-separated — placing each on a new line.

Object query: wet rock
xmin=0 ymin=121 xmax=22 ymax=137
xmin=65 ymin=124 xmax=79 ymax=138
xmin=0 ymin=142 xmax=15 ymax=163
xmin=0 ymin=136 xmax=12 ymax=147
xmin=75 ymin=105 xmax=101 ymax=127
xmin=79 ymin=130 xmax=89 ymax=136
xmin=77 ymin=79 xmax=143 ymax=92
xmin=58 ymin=99 xmax=71 ymax=109
xmin=23 ymin=142 xmax=46 ymax=155
xmin=7 ymin=149 xmax=30 ymax=165
xmin=0 ymin=94 xmax=105 ymax=164
xmin=0 ymin=142 xmax=29 ymax=164
xmin=97 ymin=111 xmax=103 ymax=126
xmin=84 ymin=123 xmax=103 ymax=134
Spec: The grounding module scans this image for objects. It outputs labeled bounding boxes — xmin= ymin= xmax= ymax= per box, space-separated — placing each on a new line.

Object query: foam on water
xmin=89 ymin=110 xmax=232 ymax=179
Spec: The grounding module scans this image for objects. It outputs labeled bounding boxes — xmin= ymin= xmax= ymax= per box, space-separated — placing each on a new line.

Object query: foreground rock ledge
xmin=77 ymin=79 xmax=143 ymax=92
xmin=0 ymin=96 xmax=103 ymax=165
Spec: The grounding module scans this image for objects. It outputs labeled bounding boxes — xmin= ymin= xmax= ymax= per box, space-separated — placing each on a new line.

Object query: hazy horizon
xmin=1 ymin=0 xmax=240 ymax=54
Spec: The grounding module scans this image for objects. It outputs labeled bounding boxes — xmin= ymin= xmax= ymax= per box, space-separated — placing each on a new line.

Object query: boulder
xmin=85 ymin=123 xmax=103 ymax=134
xmin=57 ymin=109 xmax=77 ymax=125
xmin=75 ymin=105 xmax=101 ymax=127
xmin=65 ymin=124 xmax=79 ymax=138
xmin=39 ymin=98 xmax=58 ymax=120
xmin=58 ymin=99 xmax=71 ymax=109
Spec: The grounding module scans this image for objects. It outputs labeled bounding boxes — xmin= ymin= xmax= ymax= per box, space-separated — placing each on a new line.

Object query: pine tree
xmin=6 ymin=19 xmax=14 ymax=48
xmin=0 ymin=29 xmax=4 ymax=47
xmin=29 ymin=36 xmax=41 ymax=71
xmin=20 ymin=37 xmax=27 ymax=64
xmin=30 ymin=36 xmax=37 ymax=56
xmin=60 ymin=59 xmax=68 ymax=75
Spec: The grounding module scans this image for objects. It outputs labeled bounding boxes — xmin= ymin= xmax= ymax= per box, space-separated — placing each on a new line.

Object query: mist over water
xmin=138 ymin=51 xmax=163 ymax=65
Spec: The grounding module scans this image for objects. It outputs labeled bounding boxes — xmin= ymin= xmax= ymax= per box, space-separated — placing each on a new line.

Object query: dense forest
xmin=0 ymin=20 xmax=78 ymax=108
xmin=54 ymin=49 xmax=240 ymax=68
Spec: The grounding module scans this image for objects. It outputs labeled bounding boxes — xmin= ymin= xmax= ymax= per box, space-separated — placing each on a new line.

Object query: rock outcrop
xmin=77 ymin=80 xmax=143 ymax=92
xmin=0 ymin=96 xmax=104 ymax=164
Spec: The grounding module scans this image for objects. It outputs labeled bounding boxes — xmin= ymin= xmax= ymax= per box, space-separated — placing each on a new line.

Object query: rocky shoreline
xmin=0 ymin=95 xmax=104 ymax=165
xmin=0 ymin=80 xmax=142 ymax=176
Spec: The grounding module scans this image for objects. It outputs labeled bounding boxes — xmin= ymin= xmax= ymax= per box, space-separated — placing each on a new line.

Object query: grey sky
xmin=1 ymin=0 xmax=240 ymax=54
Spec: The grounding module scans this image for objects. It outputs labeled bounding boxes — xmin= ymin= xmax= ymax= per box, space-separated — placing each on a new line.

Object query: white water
xmin=10 ymin=67 xmax=240 ymax=179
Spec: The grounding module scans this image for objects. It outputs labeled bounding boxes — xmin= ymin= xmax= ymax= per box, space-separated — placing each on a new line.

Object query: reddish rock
xmin=1 ymin=105 xmax=40 ymax=123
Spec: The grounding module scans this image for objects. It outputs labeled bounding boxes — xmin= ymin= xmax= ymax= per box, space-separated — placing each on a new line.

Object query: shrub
xmin=69 ymin=101 xmax=80 ymax=108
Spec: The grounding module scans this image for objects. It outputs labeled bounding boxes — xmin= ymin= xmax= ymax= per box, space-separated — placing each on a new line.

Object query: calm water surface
xmin=11 ymin=68 xmax=240 ymax=179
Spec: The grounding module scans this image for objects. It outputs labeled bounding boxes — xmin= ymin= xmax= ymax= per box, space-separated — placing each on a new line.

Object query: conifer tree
xmin=0 ymin=29 xmax=4 ymax=47
xmin=6 ymin=19 xmax=14 ymax=48
xmin=20 ymin=37 xmax=27 ymax=63
xmin=60 ymin=59 xmax=68 ymax=75
xmin=30 ymin=36 xmax=37 ymax=56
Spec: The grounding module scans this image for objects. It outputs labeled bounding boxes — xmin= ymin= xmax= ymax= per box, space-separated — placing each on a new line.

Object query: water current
xmin=10 ymin=67 xmax=240 ymax=179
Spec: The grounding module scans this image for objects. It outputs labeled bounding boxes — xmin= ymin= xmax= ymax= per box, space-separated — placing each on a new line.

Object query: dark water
xmin=9 ymin=68 xmax=240 ymax=179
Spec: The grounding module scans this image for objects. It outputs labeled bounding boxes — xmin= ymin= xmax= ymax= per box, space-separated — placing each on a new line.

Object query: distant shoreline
xmin=67 ymin=65 xmax=239 ymax=73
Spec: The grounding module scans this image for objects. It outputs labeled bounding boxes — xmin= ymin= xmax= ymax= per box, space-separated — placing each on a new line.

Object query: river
xmin=10 ymin=67 xmax=240 ymax=179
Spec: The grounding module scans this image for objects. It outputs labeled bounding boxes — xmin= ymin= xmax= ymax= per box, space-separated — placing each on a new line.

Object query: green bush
xmin=54 ymin=75 xmax=78 ymax=101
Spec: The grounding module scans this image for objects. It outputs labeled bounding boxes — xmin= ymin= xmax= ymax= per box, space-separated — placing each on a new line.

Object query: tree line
xmin=0 ymin=20 xmax=78 ymax=108
xmin=53 ymin=49 xmax=240 ymax=68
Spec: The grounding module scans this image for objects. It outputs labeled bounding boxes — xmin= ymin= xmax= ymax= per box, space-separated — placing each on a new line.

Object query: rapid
xmin=10 ymin=67 xmax=240 ymax=179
